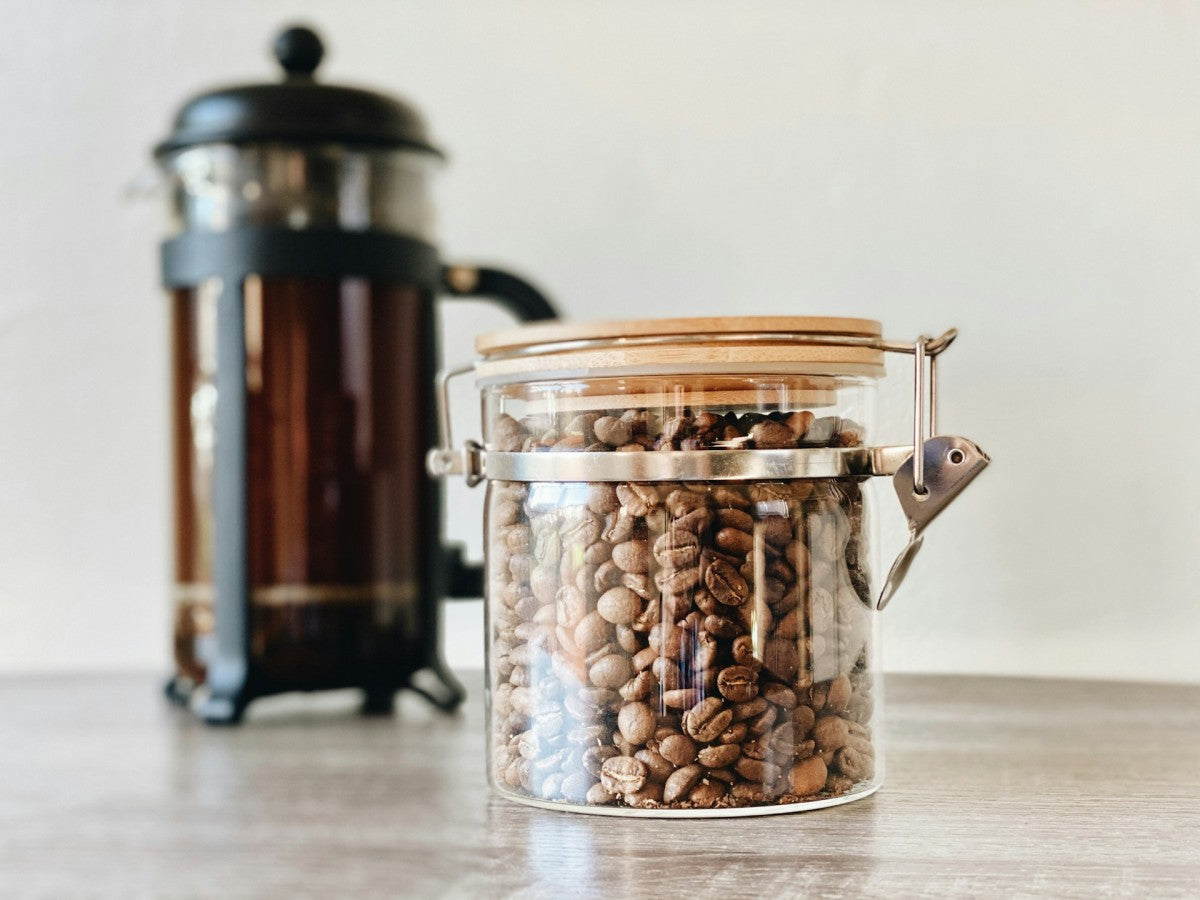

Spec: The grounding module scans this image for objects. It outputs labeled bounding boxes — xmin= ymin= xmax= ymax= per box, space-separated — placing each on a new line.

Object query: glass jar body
xmin=482 ymin=374 xmax=882 ymax=815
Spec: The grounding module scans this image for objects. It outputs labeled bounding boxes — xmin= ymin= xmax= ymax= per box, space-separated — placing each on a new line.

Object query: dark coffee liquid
xmin=171 ymin=276 xmax=433 ymax=692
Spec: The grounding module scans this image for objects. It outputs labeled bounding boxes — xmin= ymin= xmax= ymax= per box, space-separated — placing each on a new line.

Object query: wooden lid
xmin=477 ymin=315 xmax=881 ymax=354
xmin=475 ymin=316 xmax=885 ymax=384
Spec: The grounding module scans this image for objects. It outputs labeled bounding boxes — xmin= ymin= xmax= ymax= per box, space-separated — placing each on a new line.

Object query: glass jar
xmin=431 ymin=315 xmax=987 ymax=815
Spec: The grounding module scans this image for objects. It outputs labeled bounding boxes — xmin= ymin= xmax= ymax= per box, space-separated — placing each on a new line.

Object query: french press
xmin=155 ymin=25 xmax=555 ymax=723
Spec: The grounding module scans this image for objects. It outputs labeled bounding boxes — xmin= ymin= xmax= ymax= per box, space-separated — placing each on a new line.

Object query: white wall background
xmin=2 ymin=0 xmax=1198 ymax=683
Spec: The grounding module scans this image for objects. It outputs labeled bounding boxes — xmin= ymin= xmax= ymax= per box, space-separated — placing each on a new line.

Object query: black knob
xmin=274 ymin=26 xmax=324 ymax=78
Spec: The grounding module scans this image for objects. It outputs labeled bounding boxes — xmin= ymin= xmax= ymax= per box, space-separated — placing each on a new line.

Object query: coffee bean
xmin=586 ymin=782 xmax=618 ymax=805
xmin=621 ymin=573 xmax=659 ymax=602
xmin=730 ymin=635 xmax=763 ymax=672
xmin=586 ymin=484 xmax=620 ymax=516
xmin=763 ymin=638 xmax=799 ymax=683
xmin=624 ymin=781 xmax=664 ymax=808
xmin=683 ymin=697 xmax=733 ymax=743
xmin=750 ymin=419 xmax=797 ymax=449
xmin=735 ymin=756 xmax=782 ymax=785
xmin=730 ymin=781 xmax=770 ymax=803
xmin=597 ymin=587 xmax=643 ymax=625
xmin=788 ymin=756 xmax=827 ymax=796
xmin=662 ymin=688 xmax=703 ymax=709
xmin=688 ymin=779 xmax=728 ymax=808
xmin=612 ymin=540 xmax=651 ymax=574
xmin=703 ymin=614 xmax=741 ymax=640
xmin=786 ymin=410 xmax=815 ymax=440
xmin=653 ymin=530 xmax=701 ymax=568
xmin=578 ymin=686 xmax=619 ymax=710
xmin=711 ymin=487 xmax=751 ymax=509
xmin=602 ymin=511 xmax=637 ymax=544
xmin=658 ymin=733 xmax=698 ymax=766
xmin=714 ymin=527 xmax=753 ymax=556
xmin=812 ymin=715 xmax=850 ymax=752
xmin=635 ymin=747 xmax=675 ymax=784
xmin=655 ymin=565 xmax=701 ymax=595
xmin=619 ymin=669 xmax=657 ymax=701
xmin=600 ymin=756 xmax=648 ymax=794
xmin=706 ymin=766 xmax=738 ymax=785
xmin=665 ymin=489 xmax=706 ymax=517
xmin=616 ymin=483 xmax=659 ymax=517
xmin=718 ymin=721 xmax=749 ymax=744
xmin=826 ymin=675 xmax=853 ymax=712
xmin=694 ymin=631 xmax=719 ymax=670
xmin=582 ymin=745 xmax=620 ymax=776
xmin=589 ymin=653 xmax=632 ymax=689
xmin=714 ymin=508 xmax=753 ymax=531
xmin=731 ymin=696 xmax=767 ymax=722
xmin=562 ymin=512 xmax=604 ymax=548
xmin=705 ymin=558 xmax=750 ymax=607
xmin=649 ymin=622 xmax=682 ymax=659
xmin=628 ymin=646 xmax=656 ymax=673
xmin=592 ymin=560 xmax=623 ymax=594
xmin=617 ymin=701 xmax=657 ymax=746
xmin=594 ymin=415 xmax=633 ymax=447
xmin=792 ymin=705 xmax=816 ymax=737
xmin=835 ymin=737 xmax=875 ymax=781
xmin=672 ymin=506 xmax=714 ymax=534
xmin=574 ymin=610 xmax=612 ymax=654
xmin=491 ymin=414 xmax=527 ymax=451
xmin=555 ymin=585 xmax=586 ymax=629
xmin=529 ymin=566 xmax=558 ymax=605
xmin=762 ymin=683 xmax=798 ymax=709
xmin=717 ymin=665 xmax=759 ymax=702
xmin=663 ymin=764 xmax=705 ymax=803
xmin=746 ymin=705 xmax=778 ymax=737
xmin=494 ymin=498 xmax=521 ymax=527
xmin=615 ymin=624 xmax=640 ymax=654
xmin=697 ymin=743 xmax=741 ymax=768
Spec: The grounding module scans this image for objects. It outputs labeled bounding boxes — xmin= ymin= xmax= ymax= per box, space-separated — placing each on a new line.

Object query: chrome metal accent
xmin=929 ymin=353 xmax=939 ymax=437
xmin=481 ymin=445 xmax=914 ymax=483
xmin=426 ymin=440 xmax=485 ymax=487
xmin=877 ymin=435 xmax=991 ymax=610
xmin=426 ymin=364 xmax=484 ymax=486
xmin=913 ymin=336 xmax=928 ymax=495
xmin=894 ymin=435 xmax=990 ymax=532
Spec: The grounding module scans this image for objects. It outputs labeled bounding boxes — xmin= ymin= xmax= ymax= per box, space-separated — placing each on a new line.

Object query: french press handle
xmin=441 ymin=264 xmax=557 ymax=322
xmin=437 ymin=263 xmax=556 ymax=599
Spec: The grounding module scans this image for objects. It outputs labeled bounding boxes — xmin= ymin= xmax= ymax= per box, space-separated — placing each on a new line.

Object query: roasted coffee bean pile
xmin=487 ymin=407 xmax=876 ymax=810
xmin=489 ymin=407 xmax=864 ymax=453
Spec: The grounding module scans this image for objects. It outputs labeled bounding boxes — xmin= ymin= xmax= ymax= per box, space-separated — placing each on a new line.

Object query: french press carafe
xmin=155 ymin=25 xmax=555 ymax=723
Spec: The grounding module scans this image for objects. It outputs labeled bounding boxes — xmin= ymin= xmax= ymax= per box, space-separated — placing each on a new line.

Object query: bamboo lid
xmin=475 ymin=315 xmax=886 ymax=384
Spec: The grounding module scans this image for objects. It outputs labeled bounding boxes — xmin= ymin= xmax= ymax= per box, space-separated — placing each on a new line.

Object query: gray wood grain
xmin=0 ymin=673 xmax=1196 ymax=898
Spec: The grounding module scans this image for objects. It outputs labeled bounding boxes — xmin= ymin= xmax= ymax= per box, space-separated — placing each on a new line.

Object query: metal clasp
xmin=425 ymin=364 xmax=485 ymax=487
xmin=875 ymin=329 xmax=990 ymax=610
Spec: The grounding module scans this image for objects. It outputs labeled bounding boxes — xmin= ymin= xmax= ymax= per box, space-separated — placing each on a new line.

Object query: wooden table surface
xmin=1 ymin=673 xmax=1197 ymax=898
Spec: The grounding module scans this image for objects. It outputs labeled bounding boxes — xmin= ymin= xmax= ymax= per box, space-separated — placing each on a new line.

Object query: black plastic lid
xmin=155 ymin=25 xmax=443 ymax=158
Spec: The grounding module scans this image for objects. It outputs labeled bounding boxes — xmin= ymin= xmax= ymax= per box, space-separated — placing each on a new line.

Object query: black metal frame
xmin=161 ymin=227 xmax=554 ymax=724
